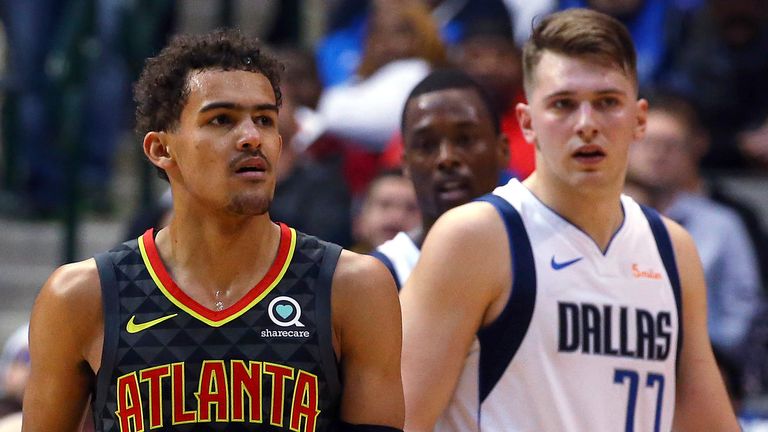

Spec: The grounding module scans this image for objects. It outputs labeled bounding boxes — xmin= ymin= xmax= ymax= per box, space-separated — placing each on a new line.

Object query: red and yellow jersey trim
xmin=137 ymin=223 xmax=296 ymax=327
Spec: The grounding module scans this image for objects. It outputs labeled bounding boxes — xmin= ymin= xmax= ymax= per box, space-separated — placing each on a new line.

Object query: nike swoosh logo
xmin=126 ymin=314 xmax=178 ymax=334
xmin=551 ymin=256 xmax=583 ymax=270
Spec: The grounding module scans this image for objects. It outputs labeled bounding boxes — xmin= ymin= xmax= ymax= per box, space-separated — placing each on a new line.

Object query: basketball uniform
xmin=436 ymin=179 xmax=682 ymax=432
xmin=91 ymin=223 xmax=342 ymax=432
xmin=371 ymin=232 xmax=420 ymax=290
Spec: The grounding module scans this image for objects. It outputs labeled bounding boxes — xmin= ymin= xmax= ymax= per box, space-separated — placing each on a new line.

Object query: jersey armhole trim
xmin=475 ymin=194 xmax=537 ymax=404
xmin=317 ymin=241 xmax=344 ymax=403
xmin=640 ymin=205 xmax=683 ymax=372
xmin=92 ymin=249 xmax=122 ymax=424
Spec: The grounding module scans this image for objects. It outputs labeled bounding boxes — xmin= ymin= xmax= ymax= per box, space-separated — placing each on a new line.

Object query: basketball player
xmin=22 ymin=30 xmax=404 ymax=432
xmin=372 ymin=69 xmax=509 ymax=289
xmin=400 ymin=8 xmax=739 ymax=431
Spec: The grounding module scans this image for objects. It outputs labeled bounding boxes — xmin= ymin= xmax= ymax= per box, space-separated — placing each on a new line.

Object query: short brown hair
xmin=134 ymin=29 xmax=282 ymax=180
xmin=522 ymin=8 xmax=637 ymax=95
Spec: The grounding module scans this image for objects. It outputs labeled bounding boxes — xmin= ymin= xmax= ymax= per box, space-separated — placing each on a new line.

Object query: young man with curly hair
xmin=22 ymin=30 xmax=404 ymax=432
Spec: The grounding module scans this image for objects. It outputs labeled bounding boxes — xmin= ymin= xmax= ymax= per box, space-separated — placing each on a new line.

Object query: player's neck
xmin=154 ymin=205 xmax=281 ymax=308
xmin=524 ymin=174 xmax=624 ymax=253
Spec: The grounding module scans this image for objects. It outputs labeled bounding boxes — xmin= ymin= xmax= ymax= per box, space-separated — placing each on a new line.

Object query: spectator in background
xmin=625 ymin=93 xmax=763 ymax=387
xmin=317 ymin=0 xmax=447 ymax=151
xmin=0 ymin=0 xmax=71 ymax=217
xmin=501 ymin=0 xmax=557 ymax=45
xmin=452 ymin=15 xmax=531 ymax=179
xmin=277 ymin=47 xmax=383 ymax=201
xmin=662 ymin=0 xmax=768 ymax=170
xmin=352 ymin=169 xmax=421 ymax=253
xmin=123 ymin=188 xmax=173 ymax=241
xmin=315 ymin=0 xmax=513 ymax=87
xmin=0 ymin=324 xmax=29 ymax=418
xmin=739 ymin=115 xmax=768 ymax=170
xmin=270 ymin=85 xmax=354 ymax=247
xmin=372 ymin=69 xmax=508 ymax=289
xmin=559 ymin=0 xmax=697 ymax=88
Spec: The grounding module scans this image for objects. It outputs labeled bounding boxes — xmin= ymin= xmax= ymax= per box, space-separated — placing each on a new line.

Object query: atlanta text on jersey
xmin=115 ymin=359 xmax=320 ymax=432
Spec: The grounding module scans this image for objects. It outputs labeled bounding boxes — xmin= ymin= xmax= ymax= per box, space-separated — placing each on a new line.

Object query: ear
xmin=633 ymin=98 xmax=648 ymax=141
xmin=516 ymin=102 xmax=536 ymax=144
xmin=143 ymin=131 xmax=174 ymax=171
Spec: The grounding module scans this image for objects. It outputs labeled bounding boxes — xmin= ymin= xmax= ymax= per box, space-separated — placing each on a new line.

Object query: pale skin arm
xmin=22 ymin=260 xmax=103 ymax=432
xmin=666 ymin=219 xmax=741 ymax=431
xmin=333 ymin=251 xmax=405 ymax=427
xmin=400 ymin=203 xmax=510 ymax=431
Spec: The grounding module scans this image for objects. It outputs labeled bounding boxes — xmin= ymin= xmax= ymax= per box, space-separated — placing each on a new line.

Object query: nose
xmin=575 ymin=102 xmax=598 ymax=142
xmin=235 ymin=118 xmax=261 ymax=151
xmin=436 ymin=140 xmax=460 ymax=171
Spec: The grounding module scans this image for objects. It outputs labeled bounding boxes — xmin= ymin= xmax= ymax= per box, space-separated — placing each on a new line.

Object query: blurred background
xmin=0 ymin=0 xmax=766 ymax=427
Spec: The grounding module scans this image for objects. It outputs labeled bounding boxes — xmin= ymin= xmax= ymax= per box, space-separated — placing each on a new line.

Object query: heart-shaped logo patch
xmin=275 ymin=304 xmax=294 ymax=319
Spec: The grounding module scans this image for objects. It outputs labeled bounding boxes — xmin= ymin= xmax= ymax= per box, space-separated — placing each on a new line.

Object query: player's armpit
xmin=333 ymin=251 xmax=404 ymax=428
xmin=400 ymin=202 xmax=511 ymax=430
xmin=664 ymin=219 xmax=740 ymax=432
xmin=22 ymin=260 xmax=103 ymax=432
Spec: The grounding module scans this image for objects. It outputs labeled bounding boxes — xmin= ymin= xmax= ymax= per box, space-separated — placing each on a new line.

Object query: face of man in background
xmin=355 ymin=175 xmax=421 ymax=248
xmin=403 ymin=88 xmax=507 ymax=223
xmin=627 ymin=110 xmax=695 ymax=192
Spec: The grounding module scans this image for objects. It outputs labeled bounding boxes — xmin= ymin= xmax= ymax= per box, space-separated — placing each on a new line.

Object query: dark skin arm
xmin=22 ymin=259 xmax=103 ymax=432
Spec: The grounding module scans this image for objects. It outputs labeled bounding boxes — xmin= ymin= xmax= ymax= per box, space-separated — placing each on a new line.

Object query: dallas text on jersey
xmin=558 ymin=302 xmax=673 ymax=360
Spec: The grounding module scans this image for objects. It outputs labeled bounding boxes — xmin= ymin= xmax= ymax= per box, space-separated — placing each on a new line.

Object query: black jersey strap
xmin=317 ymin=241 xmax=344 ymax=402
xmin=92 ymin=250 xmax=121 ymax=425
xmin=338 ymin=422 xmax=404 ymax=432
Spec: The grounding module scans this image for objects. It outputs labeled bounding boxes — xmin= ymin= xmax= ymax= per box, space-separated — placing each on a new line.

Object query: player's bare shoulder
xmin=332 ymin=249 xmax=399 ymax=305
xmin=330 ymin=249 xmax=401 ymax=354
xmin=36 ymin=258 xmax=101 ymax=314
xmin=31 ymin=258 xmax=104 ymax=368
xmin=416 ymin=200 xmax=510 ymax=295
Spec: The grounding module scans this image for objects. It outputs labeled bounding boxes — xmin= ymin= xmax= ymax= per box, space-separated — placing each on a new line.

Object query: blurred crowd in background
xmin=0 ymin=0 xmax=767 ymax=429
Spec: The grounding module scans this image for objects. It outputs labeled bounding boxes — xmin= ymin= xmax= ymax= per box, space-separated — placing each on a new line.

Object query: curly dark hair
xmin=134 ymin=29 xmax=283 ymax=180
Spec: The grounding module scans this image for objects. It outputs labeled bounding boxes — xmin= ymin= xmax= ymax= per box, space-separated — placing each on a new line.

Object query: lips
xmin=572 ymin=144 xmax=606 ymax=164
xmin=435 ymin=177 xmax=472 ymax=204
xmin=232 ymin=156 xmax=268 ymax=179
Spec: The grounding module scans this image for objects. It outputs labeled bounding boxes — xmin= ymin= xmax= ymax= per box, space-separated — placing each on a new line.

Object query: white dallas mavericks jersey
xmin=371 ymin=232 xmax=420 ymax=290
xmin=437 ymin=179 xmax=682 ymax=432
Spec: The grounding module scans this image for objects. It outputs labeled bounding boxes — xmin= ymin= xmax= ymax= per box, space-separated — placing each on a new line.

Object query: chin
xmin=227 ymin=196 xmax=271 ymax=215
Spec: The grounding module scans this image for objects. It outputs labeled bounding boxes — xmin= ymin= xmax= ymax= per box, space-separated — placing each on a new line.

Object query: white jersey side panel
xmin=437 ymin=179 xmax=681 ymax=432
xmin=375 ymin=232 xmax=420 ymax=287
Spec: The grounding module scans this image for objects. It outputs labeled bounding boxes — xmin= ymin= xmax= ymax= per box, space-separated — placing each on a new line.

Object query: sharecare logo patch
xmin=268 ymin=296 xmax=304 ymax=327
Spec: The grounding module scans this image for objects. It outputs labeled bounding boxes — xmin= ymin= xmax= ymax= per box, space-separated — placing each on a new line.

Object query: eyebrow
xmin=545 ymin=88 xmax=627 ymax=99
xmin=199 ymin=102 xmax=279 ymax=114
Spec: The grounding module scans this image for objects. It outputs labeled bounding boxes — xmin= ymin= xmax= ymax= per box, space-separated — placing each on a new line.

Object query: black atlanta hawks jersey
xmin=91 ymin=223 xmax=342 ymax=432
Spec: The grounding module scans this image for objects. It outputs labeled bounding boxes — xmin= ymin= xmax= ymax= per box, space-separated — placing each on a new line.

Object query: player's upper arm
xmin=664 ymin=219 xmax=740 ymax=432
xmin=400 ymin=202 xmax=510 ymax=431
xmin=23 ymin=259 xmax=103 ymax=432
xmin=332 ymin=251 xmax=404 ymax=429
